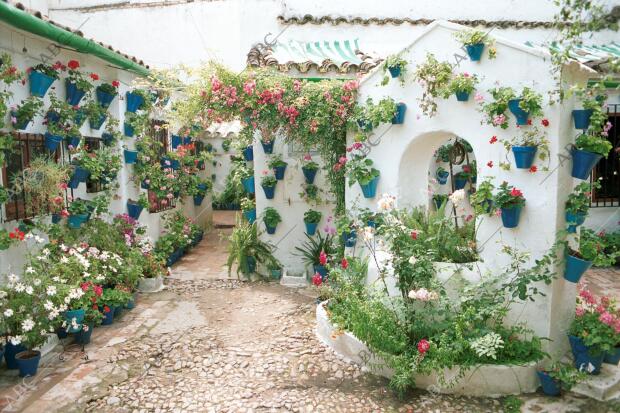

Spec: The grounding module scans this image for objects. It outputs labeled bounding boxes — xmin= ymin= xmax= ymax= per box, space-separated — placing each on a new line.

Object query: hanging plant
xmin=299 ymin=183 xmax=323 ymax=205
xmin=85 ymin=100 xmax=108 ymax=130
xmin=262 ymin=207 xmax=282 ymax=234
xmin=96 ymin=80 xmax=120 ymax=108
xmin=500 ymin=123 xmax=551 ymax=171
xmin=413 ymin=53 xmax=453 ymax=117
xmin=493 ymin=182 xmax=525 ymax=228
xmin=445 ymin=72 xmax=479 ymax=102
xmin=345 ymin=146 xmax=380 ymax=199
xmin=11 ymin=157 xmax=69 ymax=215
xmin=454 ymin=29 xmax=497 ymax=61
xmin=10 ymin=97 xmax=44 ymax=130
xmin=28 ymin=62 xmax=62 ymax=97
xmin=0 ymin=53 xmax=23 ymax=125
xmin=470 ymin=178 xmax=495 ymax=216
xmin=479 ymin=86 xmax=516 ymax=129
xmin=65 ymin=60 xmax=96 ymax=105
xmin=353 ymin=97 xmax=398 ymax=131
xmin=507 ymin=87 xmax=544 ymax=126
xmin=381 ymin=54 xmax=408 ymax=86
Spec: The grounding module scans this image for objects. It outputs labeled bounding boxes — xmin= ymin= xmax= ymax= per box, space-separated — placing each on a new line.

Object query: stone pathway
xmin=0 ymin=228 xmax=618 ymax=412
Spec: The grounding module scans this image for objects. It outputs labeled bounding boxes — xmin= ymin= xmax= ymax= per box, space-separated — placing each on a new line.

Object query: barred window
xmin=591 ymin=104 xmax=619 ymax=207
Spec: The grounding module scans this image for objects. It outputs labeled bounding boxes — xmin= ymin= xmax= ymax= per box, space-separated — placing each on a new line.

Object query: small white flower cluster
xmin=449 ymin=189 xmax=466 ymax=205
xmin=408 ymin=288 xmax=439 ymax=301
xmin=469 ymin=332 xmax=504 ymax=360
xmin=377 ymin=193 xmax=396 ymax=212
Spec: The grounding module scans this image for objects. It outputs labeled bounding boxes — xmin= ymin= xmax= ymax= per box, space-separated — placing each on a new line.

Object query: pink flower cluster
xmin=576 ymin=287 xmax=620 ymax=333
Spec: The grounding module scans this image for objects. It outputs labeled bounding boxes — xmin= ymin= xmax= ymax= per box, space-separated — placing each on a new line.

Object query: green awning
xmin=271 ymin=39 xmax=364 ymax=66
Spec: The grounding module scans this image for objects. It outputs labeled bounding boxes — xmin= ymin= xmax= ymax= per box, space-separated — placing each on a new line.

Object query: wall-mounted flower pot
xmin=388 ymin=65 xmax=401 ymax=78
xmin=65 ymin=309 xmax=85 ymax=333
xmin=566 ymin=211 xmax=586 ymax=233
xmin=68 ymin=166 xmax=90 ymax=189
xmin=391 ymin=103 xmax=407 ymax=124
xmin=270 ymin=269 xmax=282 ymax=280
xmin=465 ymin=43 xmax=485 ymax=61
xmin=359 ymin=175 xmax=379 ymax=198
xmin=455 ymin=91 xmax=470 ymax=102
xmin=4 ymin=342 xmax=27 ymax=369
xmin=51 ymin=213 xmax=61 ymax=224
xmin=342 ymin=230 xmax=357 ymax=247
xmin=261 ymin=140 xmax=274 ymax=154
xmin=113 ymin=306 xmax=123 ymax=319
xmin=11 ymin=111 xmax=32 ymax=130
xmin=89 ymin=114 xmax=107 ymax=130
xmin=66 ymin=135 xmax=82 ymax=149
xmin=302 ymin=167 xmax=317 ymax=184
xmin=604 ymin=346 xmax=620 ymax=365
xmin=193 ymin=195 xmax=205 ymax=206
xmin=127 ymin=201 xmax=143 ymax=219
xmin=454 ymin=177 xmax=468 ymax=190
xmin=74 ymin=109 xmax=87 ymax=127
xmin=96 ymin=87 xmax=116 ymax=108
xmin=243 ymin=146 xmax=254 ymax=161
xmin=313 ymin=265 xmax=328 ymax=280
xmin=508 ymin=99 xmax=530 ymax=125
xmin=192 ymin=230 xmax=204 ymax=247
xmin=305 ymin=222 xmax=318 ymax=236
xmin=568 ymin=335 xmax=603 ymax=375
xmin=436 ymin=170 xmax=449 ymax=185
xmin=140 ymin=179 xmax=150 ymax=190
xmin=126 ymin=91 xmax=144 ymax=113
xmin=274 ymin=165 xmax=287 ymax=180
xmin=512 ymin=146 xmax=537 ymax=169
xmin=265 ymin=223 xmax=277 ymax=234
xmin=68 ymin=213 xmax=89 ymax=229
xmin=262 ymin=184 xmax=276 ymax=199
xmin=183 ymin=136 xmax=192 ymax=145
xmin=124 ymin=149 xmax=139 ymax=164
xmin=101 ymin=132 xmax=115 ymax=147
xmin=100 ymin=306 xmax=114 ymax=325
xmin=243 ymin=208 xmax=256 ymax=224
xmin=356 ymin=119 xmax=373 ymax=132
xmin=171 ymin=134 xmax=182 ymax=149
xmin=572 ymin=109 xmax=593 ymax=130
xmin=124 ymin=122 xmax=135 ymax=137
xmin=65 ymin=80 xmax=86 ymax=106
xmin=571 ymin=149 xmax=603 ymax=180
xmin=536 ymin=371 xmax=561 ymax=396
xmin=75 ymin=324 xmax=94 ymax=345
xmin=29 ymin=70 xmax=55 ymax=97
xmin=15 ymin=350 xmax=41 ymax=377
xmin=44 ymin=132 xmax=63 ymax=152
xmin=564 ymin=254 xmax=592 ymax=283
xmin=500 ymin=206 xmax=522 ymax=228
xmin=242 ymin=176 xmax=255 ymax=194
xmin=46 ymin=110 xmax=60 ymax=124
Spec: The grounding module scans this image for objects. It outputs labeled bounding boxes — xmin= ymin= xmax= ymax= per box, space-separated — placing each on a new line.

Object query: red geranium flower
xmin=489 ymin=136 xmax=498 ymax=144
xmin=312 ymin=273 xmax=323 ymax=286
xmin=90 ymin=73 xmax=99 ymax=81
xmin=103 ymin=305 xmax=111 ymax=314
xmin=510 ymin=188 xmax=523 ymax=197
xmin=410 ymin=230 xmax=418 ymax=240
xmin=67 ymin=60 xmax=80 ymax=70
xmin=341 ymin=258 xmax=348 ymax=269
xmin=487 ymin=161 xmax=493 ymax=168
xmin=417 ymin=339 xmax=430 ymax=354
xmin=112 ymin=80 xmax=120 ymax=88
xmin=527 ymin=119 xmax=532 ymax=125
xmin=319 ymin=250 xmax=327 ymax=266
xmin=529 ymin=165 xmax=538 ymax=173
xmin=541 ymin=119 xmax=549 ymax=127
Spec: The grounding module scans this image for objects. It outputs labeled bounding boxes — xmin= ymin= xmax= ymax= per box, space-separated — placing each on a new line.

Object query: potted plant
xmin=295 ymin=232 xmax=336 ymax=280
xmin=124 ymin=147 xmax=139 ymax=164
xmin=127 ymin=193 xmax=149 ymax=220
xmin=453 ymin=168 xmax=471 ymax=190
xmin=301 ymin=154 xmax=320 ymax=184
xmin=28 ymin=62 xmax=60 ymax=97
xmin=96 ymin=80 xmax=120 ymax=108
xmin=10 ymin=97 xmax=43 ymax=130
xmin=454 ymin=29 xmax=496 ymax=61
xmin=480 ymin=86 xmax=515 ymax=129
xmin=75 ymin=304 xmax=103 ymax=345
xmin=137 ymin=253 xmax=166 ymax=293
xmin=345 ymin=150 xmax=380 ymax=199
xmin=192 ymin=180 xmax=211 ymax=206
xmin=126 ymin=90 xmax=147 ymax=113
xmin=238 ymin=166 xmax=255 ymax=194
xmin=268 ymin=154 xmax=288 ymax=180
xmin=304 ymin=209 xmax=322 ymax=236
xmin=222 ymin=139 xmax=231 ymax=152
xmin=355 ymin=97 xmax=399 ymax=129
xmin=85 ymin=100 xmax=108 ymax=130
xmin=11 ymin=158 xmax=69 ymax=218
xmin=493 ymin=182 xmax=525 ymax=228
xmin=381 ymin=54 xmax=408 ymax=85
xmin=268 ymin=264 xmax=283 ymax=280
xmin=263 ymin=207 xmax=282 ymax=234
xmin=537 ymin=362 xmax=586 ymax=396
xmin=571 ymin=131 xmax=613 ymax=180
xmin=261 ymin=136 xmax=275 ymax=154
xmin=432 ymin=194 xmax=448 ymax=210
xmin=470 ymin=178 xmax=495 ymax=215
xmin=446 ymin=72 xmax=478 ymax=102
xmin=565 ymin=182 xmax=599 ymax=233
xmin=413 ymin=53 xmax=452 ymax=117
xmin=226 ymin=218 xmax=280 ymax=278
xmin=241 ymin=197 xmax=256 ymax=224
xmin=503 ymin=125 xmax=550 ymax=169
xmin=65 ymin=60 xmax=95 ymax=106
xmin=435 ymin=166 xmax=449 ymax=185
xmin=571 ymin=87 xmax=606 ymax=130
xmin=261 ymin=173 xmax=277 ymax=200
xmin=67 ymin=198 xmax=91 ymax=229
xmin=67 ymin=158 xmax=90 ymax=189
xmin=564 ymin=229 xmax=611 ymax=283
xmin=507 ymin=87 xmax=544 ymax=126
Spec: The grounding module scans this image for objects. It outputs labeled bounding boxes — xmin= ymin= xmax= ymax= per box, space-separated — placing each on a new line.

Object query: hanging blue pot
xmin=4 ymin=342 xmax=27 ymax=369
xmin=124 ymin=149 xmax=138 ymax=164
xmin=388 ymin=65 xmax=401 ymax=78
xmin=126 ymin=91 xmax=144 ymax=113
xmin=46 ymin=110 xmax=60 ymax=124
xmin=357 ymin=119 xmax=373 ymax=132
xmin=436 ymin=170 xmax=449 ymax=185
xmin=604 ymin=346 xmax=620 ymax=365
xmin=65 ymin=309 xmax=85 ymax=333
xmin=68 ymin=166 xmax=89 ymax=189
xmin=274 ymin=164 xmax=287 ymax=180
xmin=44 ymin=132 xmax=64 ymax=152
xmin=392 ymin=103 xmax=407 ymax=124
xmin=75 ymin=324 xmax=94 ymax=345
xmin=171 ymin=134 xmax=182 ymax=149
xmin=193 ymin=195 xmax=205 ymax=206
xmin=51 ymin=213 xmax=61 ymax=224
xmin=455 ymin=91 xmax=470 ymax=102
xmin=261 ymin=140 xmax=274 ymax=154
xmin=342 ymin=230 xmax=357 ymax=247
xmin=243 ymin=209 xmax=256 ymax=224
xmin=508 ymin=99 xmax=530 ymax=125
xmin=262 ymin=184 xmax=276 ymax=199
xmin=15 ymin=351 xmax=41 ymax=377
xmin=454 ymin=177 xmax=468 ymax=190
xmin=74 ymin=109 xmax=87 ymax=127
xmin=305 ymin=222 xmax=318 ymax=236
xmin=536 ymin=371 xmax=561 ymax=396
xmin=29 ymin=70 xmax=55 ymax=97
xmin=68 ymin=214 xmax=89 ymax=229
xmin=572 ymin=109 xmax=593 ymax=130
xmin=302 ymin=167 xmax=317 ymax=184
xmin=500 ymin=206 xmax=522 ymax=228
xmin=571 ymin=149 xmax=603 ymax=180
xmin=124 ymin=122 xmax=135 ymax=137
xmin=101 ymin=132 xmax=115 ymax=146
xmin=564 ymin=254 xmax=592 ymax=283
xmin=66 ymin=135 xmax=82 ymax=149
xmin=100 ymin=306 xmax=114 ymax=325
xmin=65 ymin=80 xmax=86 ymax=106
xmin=140 ymin=179 xmax=150 ymax=190
xmin=569 ymin=335 xmax=604 ymax=375
xmin=243 ymin=146 xmax=254 ymax=161
xmin=566 ymin=211 xmax=586 ymax=233
xmin=96 ymin=87 xmax=116 ymax=108
xmin=512 ymin=146 xmax=538 ymax=169
xmin=89 ymin=114 xmax=107 ymax=130
xmin=360 ymin=175 xmax=379 ymax=198
xmin=11 ymin=111 xmax=32 ymax=130
xmin=183 ymin=136 xmax=192 ymax=145
xmin=265 ymin=223 xmax=277 ymax=234
xmin=313 ymin=265 xmax=328 ymax=280
xmin=465 ymin=43 xmax=485 ymax=61
xmin=242 ymin=176 xmax=255 ymax=194
xmin=127 ymin=201 xmax=143 ymax=219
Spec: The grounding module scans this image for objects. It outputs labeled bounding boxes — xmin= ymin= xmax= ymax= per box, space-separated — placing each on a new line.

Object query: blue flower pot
xmin=74 ymin=109 xmax=87 ymax=127
xmin=183 ymin=136 xmax=192 ymax=145
xmin=243 ymin=209 xmax=256 ymax=224
xmin=10 ymin=110 xmax=31 ymax=130
xmin=75 ymin=324 xmax=94 ymax=345
xmin=313 ymin=265 xmax=328 ymax=280
xmin=501 ymin=206 xmax=522 ymax=228
xmin=564 ymin=254 xmax=592 ymax=283
xmin=140 ymin=179 xmax=150 ymax=190
xmin=242 ymin=176 xmax=255 ymax=194
xmin=44 ymin=132 xmax=64 ymax=152
xmin=436 ymin=170 xmax=449 ymax=185
xmin=342 ymin=230 xmax=357 ymax=247
xmin=566 ymin=211 xmax=586 ymax=233
xmin=4 ymin=342 xmax=27 ymax=369
xmin=68 ymin=214 xmax=89 ymax=229
xmin=65 ymin=309 xmax=85 ymax=333
xmin=66 ymin=135 xmax=82 ymax=149
xmin=100 ymin=307 xmax=114 ymax=325
xmin=51 ymin=213 xmax=61 ymax=224
xmin=262 ymin=184 xmax=276 ymax=199
xmin=68 ymin=166 xmax=90 ymax=189
xmin=171 ymin=135 xmax=182 ymax=149
xmin=388 ymin=65 xmax=401 ymax=78
xmin=193 ymin=195 xmax=205 ymax=206
xmin=465 ymin=43 xmax=485 ymax=61
xmin=571 ymin=149 xmax=603 ymax=180
xmin=243 ymin=146 xmax=254 ymax=161
xmin=127 ymin=201 xmax=143 ymax=219
xmin=125 ymin=299 xmax=135 ymax=310
xmin=572 ymin=109 xmax=593 ymax=130
xmin=16 ymin=351 xmax=41 ymax=377
xmin=56 ymin=327 xmax=68 ymax=339
xmin=261 ymin=140 xmax=274 ymax=154
xmin=537 ymin=371 xmax=561 ymax=396
xmin=392 ymin=103 xmax=407 ymax=124
xmin=454 ymin=177 xmax=468 ymax=190
xmin=357 ymin=119 xmax=373 ymax=132
xmin=455 ymin=91 xmax=470 ymax=102
xmin=508 ymin=99 xmax=530 ymax=125
xmin=305 ymin=222 xmax=318 ymax=236
xmin=126 ymin=91 xmax=144 ymax=113
xmin=604 ymin=346 xmax=620 ymax=365
xmin=302 ymin=167 xmax=317 ymax=184
xmin=512 ymin=146 xmax=538 ymax=169
xmin=96 ymin=88 xmax=116 ymax=108
xmin=101 ymin=132 xmax=114 ymax=146
xmin=124 ymin=149 xmax=138 ymax=164
xmin=192 ymin=231 xmax=204 ymax=247
xmin=29 ymin=70 xmax=55 ymax=97
xmin=89 ymin=114 xmax=107 ymax=130
xmin=65 ymin=80 xmax=86 ymax=106
xmin=569 ymin=335 xmax=604 ymax=374
xmin=124 ymin=122 xmax=135 ymax=137
xmin=274 ymin=165 xmax=287 ymax=180
xmin=265 ymin=223 xmax=277 ymax=234
xmin=46 ymin=111 xmax=60 ymax=124
xmin=360 ymin=176 xmax=379 ymax=198
xmin=244 ymin=256 xmax=256 ymax=274
xmin=113 ymin=306 xmax=123 ymax=318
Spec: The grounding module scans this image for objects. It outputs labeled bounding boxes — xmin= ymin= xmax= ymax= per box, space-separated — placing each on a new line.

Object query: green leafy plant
xmin=493 ymin=182 xmax=525 ymax=209
xmin=500 ymin=125 xmax=551 ymax=170
xmin=413 ymin=53 xmax=453 ymax=116
xmin=240 ymin=197 xmax=255 ymax=212
xmin=345 ymin=150 xmax=380 ymax=186
xmin=67 ymin=198 xmax=91 ymax=216
xmin=295 ymin=232 xmax=336 ymax=266
xmin=10 ymin=96 xmax=44 ymax=129
xmin=96 ymin=80 xmax=119 ymax=97
xmin=567 ymin=228 xmax=618 ymax=266
xmin=301 ymin=154 xmax=319 ymax=170
xmin=479 ymin=86 xmax=516 ymax=129
xmin=73 ymin=146 xmax=121 ymax=183
xmin=575 ymin=132 xmax=613 ymax=156
xmin=566 ymin=182 xmax=599 ymax=215
xmin=381 ymin=54 xmax=408 ymax=86
xmin=225 ymin=217 xmax=280 ymax=278
xmin=262 ymin=207 xmax=282 ymax=227
xmin=221 ymin=139 xmax=231 ymax=152
xmin=541 ymin=361 xmax=587 ymax=392
xmin=304 ymin=209 xmax=322 ymax=224
xmin=30 ymin=62 xmax=61 ymax=79
xmin=517 ymin=87 xmax=544 ymax=119
xmin=445 ymin=72 xmax=479 ymax=95
xmin=471 ymin=178 xmax=495 ymax=216
xmin=354 ymin=97 xmax=398 ymax=130
xmin=268 ymin=154 xmax=288 ymax=169
xmin=260 ymin=174 xmax=277 ymax=188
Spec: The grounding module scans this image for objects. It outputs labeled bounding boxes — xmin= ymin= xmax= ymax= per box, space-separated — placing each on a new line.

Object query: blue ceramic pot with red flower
xmin=65 ymin=80 xmax=86 ymax=106
xmin=568 ymin=335 xmax=604 ymax=374
xmin=572 ymin=109 xmax=593 ymax=130
xmin=536 ymin=371 xmax=561 ymax=396
xmin=571 ymin=149 xmax=603 ymax=180
xmin=96 ymin=87 xmax=116 ymax=108
xmin=100 ymin=306 xmax=114 ymax=325
xmin=465 ymin=43 xmax=485 ymax=61
xmin=500 ymin=206 xmax=522 ymax=228
xmin=508 ymin=99 xmax=530 ymax=125
xmin=29 ymin=70 xmax=55 ymax=97
xmin=512 ymin=146 xmax=537 ymax=169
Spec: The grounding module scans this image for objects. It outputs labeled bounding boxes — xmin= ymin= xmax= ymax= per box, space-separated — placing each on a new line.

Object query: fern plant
xmin=226 ymin=217 xmax=280 ymax=278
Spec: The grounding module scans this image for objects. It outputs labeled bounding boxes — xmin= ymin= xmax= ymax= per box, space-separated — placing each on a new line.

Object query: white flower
xmin=21 ymin=318 xmax=35 ymax=332
xmin=408 ymin=288 xmax=438 ymax=301
xmin=43 ymin=300 xmax=54 ymax=311
xmin=7 ymin=274 xmax=18 ymax=284
xmin=362 ymin=226 xmax=374 ymax=241
xmin=4 ymin=309 xmax=13 ymax=317
xmin=377 ymin=194 xmax=396 ymax=212
xmin=9 ymin=335 xmax=22 ymax=345
xmin=25 ymin=286 xmax=33 ymax=295
xmin=34 ymin=235 xmax=44 ymax=243
xmin=408 ymin=256 xmax=417 ymax=265
xmin=14 ymin=283 xmax=25 ymax=293
xmin=25 ymin=267 xmax=35 ymax=274
xmin=33 ymin=278 xmax=41 ymax=286
xmin=449 ymin=189 xmax=466 ymax=205
xmin=470 ymin=332 xmax=504 ymax=360
xmin=47 ymin=286 xmax=57 ymax=296
xmin=60 ymin=256 xmax=69 ymax=264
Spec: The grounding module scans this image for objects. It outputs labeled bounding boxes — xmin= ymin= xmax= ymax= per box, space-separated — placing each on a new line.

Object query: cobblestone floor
xmin=0 ymin=227 xmax=618 ymax=412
